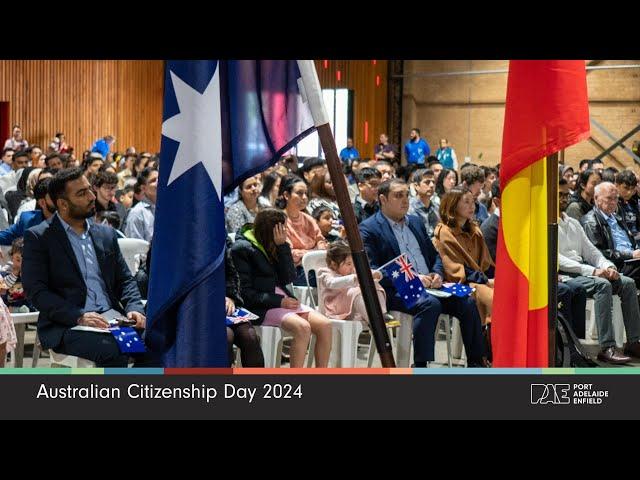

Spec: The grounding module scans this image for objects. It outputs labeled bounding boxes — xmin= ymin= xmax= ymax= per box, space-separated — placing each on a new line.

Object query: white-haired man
xmin=581 ymin=182 xmax=640 ymax=287
xmin=559 ymin=180 xmax=640 ymax=364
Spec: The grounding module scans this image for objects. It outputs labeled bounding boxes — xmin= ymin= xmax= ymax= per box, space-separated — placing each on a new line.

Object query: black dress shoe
xmin=467 ymin=358 xmax=491 ymax=368
xmin=623 ymin=341 xmax=640 ymax=358
xmin=597 ymin=346 xmax=631 ymax=364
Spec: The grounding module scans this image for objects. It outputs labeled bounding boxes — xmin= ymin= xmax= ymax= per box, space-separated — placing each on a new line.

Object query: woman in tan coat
xmin=432 ymin=186 xmax=495 ymax=324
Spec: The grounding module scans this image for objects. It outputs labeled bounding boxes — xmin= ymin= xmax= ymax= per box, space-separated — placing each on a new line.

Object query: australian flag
xmin=146 ymin=61 xmax=315 ymax=367
xmin=379 ymin=254 xmax=427 ymax=309
xmin=441 ymin=283 xmax=475 ymax=298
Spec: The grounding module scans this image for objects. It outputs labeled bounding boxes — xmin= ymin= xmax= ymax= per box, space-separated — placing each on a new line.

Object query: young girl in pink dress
xmin=317 ymin=240 xmax=387 ymax=324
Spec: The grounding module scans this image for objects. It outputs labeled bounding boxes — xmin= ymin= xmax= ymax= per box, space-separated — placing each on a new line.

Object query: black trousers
xmin=389 ymin=293 xmax=485 ymax=364
xmin=558 ymin=280 xmax=587 ymax=339
xmin=56 ymin=329 xmax=162 ymax=367
xmin=621 ymin=262 xmax=640 ymax=290
xmin=227 ymin=323 xmax=265 ymax=367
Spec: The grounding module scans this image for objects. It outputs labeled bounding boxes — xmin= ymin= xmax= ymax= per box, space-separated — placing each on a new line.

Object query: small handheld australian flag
xmin=380 ymin=254 xmax=427 ymax=309
xmin=110 ymin=327 xmax=147 ymax=354
xmin=441 ymin=283 xmax=475 ymax=298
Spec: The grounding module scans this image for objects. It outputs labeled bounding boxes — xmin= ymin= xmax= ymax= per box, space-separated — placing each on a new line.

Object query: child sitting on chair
xmin=0 ymin=238 xmax=32 ymax=313
xmin=317 ymin=240 xmax=387 ymax=324
xmin=311 ymin=205 xmax=345 ymax=242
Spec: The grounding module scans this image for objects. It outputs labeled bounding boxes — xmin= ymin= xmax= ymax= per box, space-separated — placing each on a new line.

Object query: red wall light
xmin=372 ymin=60 xmax=377 ymax=65
xmin=376 ymin=75 xmax=380 ymax=87
xmin=364 ymin=121 xmax=369 ymax=144
xmin=323 ymin=60 xmax=328 ymax=69
xmin=336 ymin=70 xmax=341 ymax=82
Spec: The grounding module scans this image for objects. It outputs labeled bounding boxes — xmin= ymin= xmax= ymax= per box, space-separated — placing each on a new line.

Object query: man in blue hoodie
xmin=404 ymin=128 xmax=430 ymax=165
xmin=91 ymin=135 xmax=115 ymax=160
xmin=0 ymin=178 xmax=55 ymax=246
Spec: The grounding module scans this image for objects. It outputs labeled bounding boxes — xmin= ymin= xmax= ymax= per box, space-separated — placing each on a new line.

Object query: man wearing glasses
xmin=353 ymin=167 xmax=382 ymax=224
xmin=92 ymin=171 xmax=127 ymax=230
xmin=559 ymin=179 xmax=640 ymax=364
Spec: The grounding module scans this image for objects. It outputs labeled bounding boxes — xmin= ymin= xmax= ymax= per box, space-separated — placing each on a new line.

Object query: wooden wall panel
xmin=0 ymin=60 xmax=387 ymax=162
xmin=315 ymin=59 xmax=388 ymax=159
xmin=0 ymin=60 xmax=164 ymax=156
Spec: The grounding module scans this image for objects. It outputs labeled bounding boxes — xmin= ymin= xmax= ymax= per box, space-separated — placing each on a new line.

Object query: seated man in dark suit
xmin=359 ymin=178 xmax=487 ymax=367
xmin=22 ymin=168 xmax=157 ymax=367
xmin=0 ymin=178 xmax=56 ymax=246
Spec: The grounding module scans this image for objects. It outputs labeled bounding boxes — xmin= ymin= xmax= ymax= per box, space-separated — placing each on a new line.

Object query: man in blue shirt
xmin=0 ymin=148 xmax=14 ymax=176
xmin=359 ymin=178 xmax=486 ymax=367
xmin=581 ymin=181 xmax=640 ymax=289
xmin=91 ymin=135 xmax=115 ymax=160
xmin=22 ymin=167 xmax=157 ymax=367
xmin=404 ymin=128 xmax=430 ymax=165
xmin=339 ymin=137 xmax=360 ymax=164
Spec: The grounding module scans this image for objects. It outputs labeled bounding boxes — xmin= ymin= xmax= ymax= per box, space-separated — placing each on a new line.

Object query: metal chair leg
xmin=32 ymin=332 xmax=42 ymax=368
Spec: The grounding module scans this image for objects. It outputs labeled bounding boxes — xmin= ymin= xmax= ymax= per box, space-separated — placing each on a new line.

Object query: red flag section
xmin=492 ymin=61 xmax=590 ymax=367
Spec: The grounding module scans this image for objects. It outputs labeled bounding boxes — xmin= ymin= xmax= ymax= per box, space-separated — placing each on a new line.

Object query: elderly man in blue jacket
xmin=359 ymin=179 xmax=487 ymax=367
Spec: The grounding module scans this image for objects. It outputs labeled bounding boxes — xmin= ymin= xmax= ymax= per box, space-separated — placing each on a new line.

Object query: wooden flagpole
xmin=297 ymin=60 xmax=396 ymax=368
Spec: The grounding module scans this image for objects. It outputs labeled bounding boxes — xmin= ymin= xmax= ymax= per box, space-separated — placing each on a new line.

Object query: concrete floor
xmin=5 ymin=326 xmax=640 ymax=369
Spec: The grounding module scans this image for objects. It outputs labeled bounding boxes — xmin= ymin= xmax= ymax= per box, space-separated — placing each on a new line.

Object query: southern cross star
xmin=161 ymin=67 xmax=222 ymax=198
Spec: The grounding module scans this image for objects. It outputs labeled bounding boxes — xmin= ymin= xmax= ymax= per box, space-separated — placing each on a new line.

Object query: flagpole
xmin=547 ymin=152 xmax=559 ymax=367
xmin=297 ymin=60 xmax=396 ymax=368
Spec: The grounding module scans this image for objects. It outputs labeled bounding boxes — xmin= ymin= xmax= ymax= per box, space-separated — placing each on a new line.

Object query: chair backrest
xmin=301 ymin=250 xmax=327 ymax=310
xmin=117 ymin=238 xmax=150 ymax=275
xmin=10 ymin=311 xmax=39 ymax=325
xmin=0 ymin=171 xmax=17 ymax=196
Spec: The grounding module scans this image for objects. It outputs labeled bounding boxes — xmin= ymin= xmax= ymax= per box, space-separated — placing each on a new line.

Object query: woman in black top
xmin=225 ymin=236 xmax=264 ymax=367
xmin=230 ymin=208 xmax=332 ymax=368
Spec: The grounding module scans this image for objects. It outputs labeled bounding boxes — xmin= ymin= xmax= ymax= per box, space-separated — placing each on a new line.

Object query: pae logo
xmin=530 ymin=384 xmax=571 ymax=405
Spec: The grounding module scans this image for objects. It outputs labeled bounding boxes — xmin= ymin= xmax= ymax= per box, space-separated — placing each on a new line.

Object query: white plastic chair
xmin=309 ymin=319 xmax=363 ymax=368
xmin=253 ymin=325 xmax=283 ymax=368
xmin=253 ymin=325 xmax=317 ymax=368
xmin=393 ymin=311 xmax=414 ymax=367
xmin=303 ymin=250 xmax=365 ymax=367
xmin=366 ymin=322 xmax=399 ymax=367
xmin=11 ymin=312 xmax=39 ymax=368
xmin=48 ymin=350 xmax=97 ymax=368
xmin=301 ymin=250 xmax=327 ymax=307
xmin=117 ymin=238 xmax=149 ymax=275
xmin=391 ymin=311 xmax=457 ymax=368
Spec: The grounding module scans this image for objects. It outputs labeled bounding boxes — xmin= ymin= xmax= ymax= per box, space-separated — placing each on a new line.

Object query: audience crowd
xmin=2 ymin=124 xmax=639 ymax=369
